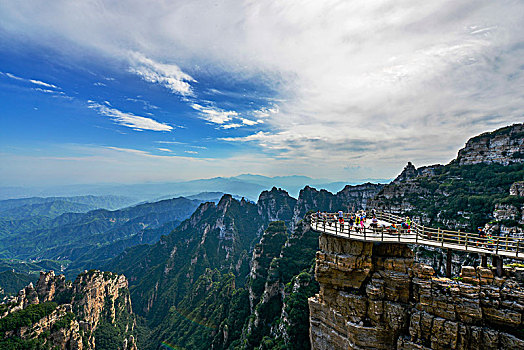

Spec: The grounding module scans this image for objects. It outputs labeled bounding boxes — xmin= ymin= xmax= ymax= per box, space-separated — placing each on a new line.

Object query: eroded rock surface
xmin=0 ymin=270 xmax=137 ymax=350
xmin=309 ymin=234 xmax=524 ymax=349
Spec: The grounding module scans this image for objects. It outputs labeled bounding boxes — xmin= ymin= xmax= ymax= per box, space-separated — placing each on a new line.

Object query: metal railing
xmin=310 ymin=211 xmax=524 ymax=259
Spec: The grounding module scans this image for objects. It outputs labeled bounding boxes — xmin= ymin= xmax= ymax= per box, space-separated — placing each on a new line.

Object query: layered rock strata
xmin=456 ymin=123 xmax=524 ymax=166
xmin=309 ymin=233 xmax=524 ymax=349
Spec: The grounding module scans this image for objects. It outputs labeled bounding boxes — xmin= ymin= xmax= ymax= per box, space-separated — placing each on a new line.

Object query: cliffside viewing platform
xmin=310 ymin=211 xmax=524 ymax=261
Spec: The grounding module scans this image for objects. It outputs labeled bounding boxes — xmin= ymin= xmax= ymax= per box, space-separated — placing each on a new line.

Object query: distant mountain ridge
xmin=0 ymin=197 xmax=204 ymax=279
xmin=0 ymin=175 xmax=390 ymax=202
xmin=0 ymin=194 xmax=137 ymax=212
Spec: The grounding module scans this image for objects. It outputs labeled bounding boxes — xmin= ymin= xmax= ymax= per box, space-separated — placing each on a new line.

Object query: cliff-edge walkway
xmin=310 ymin=211 xmax=523 ymax=276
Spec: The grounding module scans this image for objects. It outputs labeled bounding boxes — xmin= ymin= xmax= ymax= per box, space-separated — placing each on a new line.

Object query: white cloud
xmin=185 ymin=150 xmax=198 ymax=154
xmin=33 ymin=88 xmax=63 ymax=94
xmin=128 ymin=52 xmax=195 ymax=96
xmin=240 ymin=118 xmax=262 ymax=126
xmin=220 ymin=131 xmax=270 ymax=142
xmin=190 ymin=103 xmax=238 ymax=124
xmin=88 ymin=102 xmax=173 ymax=131
xmin=1 ymin=72 xmax=60 ymax=89
xmin=29 ymin=79 xmax=58 ymax=89
xmin=157 ymin=148 xmax=173 ymax=152
xmin=221 ymin=123 xmax=243 ymax=129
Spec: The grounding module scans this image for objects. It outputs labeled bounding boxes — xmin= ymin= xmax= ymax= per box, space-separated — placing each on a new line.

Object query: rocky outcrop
xmin=336 ymin=183 xmax=384 ymax=210
xmin=0 ymin=270 xmax=137 ymax=350
xmin=309 ymin=234 xmax=524 ymax=349
xmin=493 ymin=180 xmax=524 ymax=236
xmin=247 ymin=221 xmax=288 ymax=310
xmin=257 ymin=187 xmax=297 ymax=226
xmin=510 ymin=181 xmax=524 ymax=197
xmin=393 ymin=162 xmax=442 ymax=184
xmin=292 ymin=184 xmax=383 ymax=226
xmin=456 ymin=123 xmax=524 ymax=166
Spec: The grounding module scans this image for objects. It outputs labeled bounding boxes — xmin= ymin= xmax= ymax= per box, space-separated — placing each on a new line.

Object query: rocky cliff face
xmin=493 ymin=180 xmax=524 ymax=235
xmin=393 ymin=162 xmax=443 ymax=184
xmin=257 ymin=187 xmax=297 ymax=227
xmin=456 ymin=123 xmax=524 ymax=166
xmin=309 ymin=234 xmax=524 ymax=349
xmin=0 ymin=270 xmax=136 ymax=350
xmin=292 ymin=184 xmax=383 ymax=225
xmin=247 ymin=221 xmax=288 ymax=310
xmin=336 ymin=183 xmax=385 ymax=210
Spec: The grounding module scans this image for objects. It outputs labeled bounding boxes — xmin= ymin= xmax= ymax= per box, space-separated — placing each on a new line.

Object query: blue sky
xmin=1 ymin=1 xmax=523 ymax=186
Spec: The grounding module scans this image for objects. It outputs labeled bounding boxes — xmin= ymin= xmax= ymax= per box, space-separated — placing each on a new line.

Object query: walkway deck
xmin=310 ymin=211 xmax=524 ymax=260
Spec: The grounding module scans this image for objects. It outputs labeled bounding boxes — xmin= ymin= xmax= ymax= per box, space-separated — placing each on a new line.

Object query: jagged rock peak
xmin=392 ymin=162 xmax=442 ymax=184
xmin=456 ymin=123 xmax=524 ymax=166
xmin=393 ymin=161 xmax=418 ymax=183
xmin=257 ymin=187 xmax=297 ymax=224
xmin=217 ymin=193 xmax=234 ymax=210
xmin=257 ymin=186 xmax=293 ymax=202
xmin=36 ymin=270 xmax=68 ymax=302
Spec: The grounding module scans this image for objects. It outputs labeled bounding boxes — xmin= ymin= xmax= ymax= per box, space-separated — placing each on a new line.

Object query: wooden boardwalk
xmin=310 ymin=211 xmax=524 ymax=260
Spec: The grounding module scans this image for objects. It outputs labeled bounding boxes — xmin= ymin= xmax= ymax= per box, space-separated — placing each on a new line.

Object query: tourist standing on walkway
xmin=348 ymin=215 xmax=354 ymax=231
xmin=371 ymin=216 xmax=378 ymax=229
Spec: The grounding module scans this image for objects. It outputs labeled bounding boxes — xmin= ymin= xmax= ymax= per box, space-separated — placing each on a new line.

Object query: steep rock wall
xmin=456 ymin=123 xmax=523 ymax=166
xmin=309 ymin=234 xmax=524 ymax=349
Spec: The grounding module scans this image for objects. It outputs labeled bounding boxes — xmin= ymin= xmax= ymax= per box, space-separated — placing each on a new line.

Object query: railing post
xmin=381 ymin=227 xmax=384 ymax=242
xmin=335 ymin=220 xmax=338 ymax=236
xmin=398 ymin=228 xmax=401 ymax=242
xmin=415 ymin=224 xmax=418 ymax=243
xmin=496 ymin=237 xmax=500 ymax=255
xmin=364 ymin=226 xmax=366 ymax=240
xmin=323 ymin=218 xmax=326 ymax=233
xmin=465 ymin=232 xmax=468 ymax=250
xmin=517 ymin=240 xmax=520 ymax=257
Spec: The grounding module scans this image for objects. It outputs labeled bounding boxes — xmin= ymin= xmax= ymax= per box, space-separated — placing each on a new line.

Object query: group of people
xmin=477 ymin=226 xmax=495 ymax=248
xmin=315 ymin=209 xmax=414 ymax=235
xmin=316 ymin=209 xmax=381 ymax=233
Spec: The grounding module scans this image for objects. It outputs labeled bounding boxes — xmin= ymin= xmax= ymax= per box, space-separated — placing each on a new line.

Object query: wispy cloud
xmin=189 ymin=103 xmax=263 ymax=129
xmin=157 ymin=148 xmax=173 ymax=152
xmin=29 ymin=79 xmax=58 ymax=89
xmin=155 ymin=140 xmax=186 ymax=145
xmin=128 ymin=52 xmax=195 ymax=96
xmin=1 ymin=71 xmax=60 ymax=90
xmin=240 ymin=118 xmax=263 ymax=126
xmin=190 ymin=103 xmax=238 ymax=125
xmin=221 ymin=123 xmax=243 ymax=129
xmin=88 ymin=102 xmax=173 ymax=131
xmin=126 ymin=97 xmax=160 ymax=110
